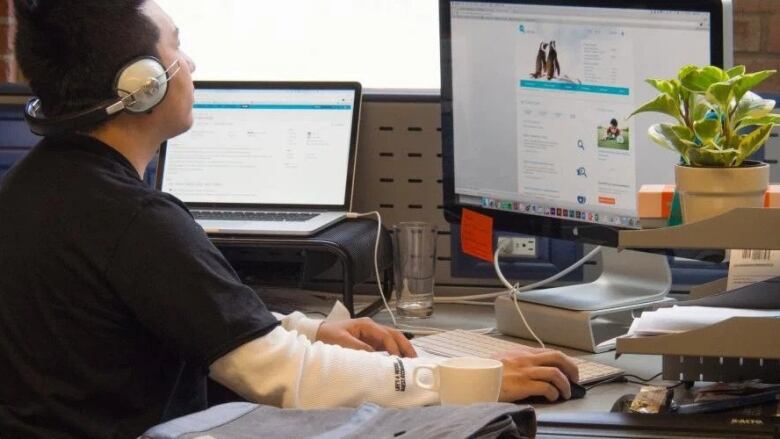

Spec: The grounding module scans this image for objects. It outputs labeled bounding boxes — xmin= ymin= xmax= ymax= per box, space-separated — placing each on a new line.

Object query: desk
xmin=372 ymin=304 xmax=780 ymax=438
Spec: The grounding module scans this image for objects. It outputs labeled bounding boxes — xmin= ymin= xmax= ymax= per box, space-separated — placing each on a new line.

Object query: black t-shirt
xmin=0 ymin=135 xmax=279 ymax=438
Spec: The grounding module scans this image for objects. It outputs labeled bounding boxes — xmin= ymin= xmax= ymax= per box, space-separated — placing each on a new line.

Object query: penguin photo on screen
xmin=532 ymin=42 xmax=548 ymax=79
xmin=546 ymin=40 xmax=560 ymax=80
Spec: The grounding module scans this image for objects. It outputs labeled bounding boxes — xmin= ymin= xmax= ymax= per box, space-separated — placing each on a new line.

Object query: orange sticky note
xmin=461 ymin=208 xmax=494 ymax=263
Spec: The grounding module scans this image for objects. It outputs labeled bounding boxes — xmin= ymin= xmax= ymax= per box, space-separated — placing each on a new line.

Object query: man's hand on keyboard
xmin=316 ymin=318 xmax=417 ymax=358
xmin=492 ymin=348 xmax=579 ymax=402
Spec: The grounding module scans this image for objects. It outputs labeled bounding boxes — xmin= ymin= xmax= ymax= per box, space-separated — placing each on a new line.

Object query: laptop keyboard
xmin=192 ymin=210 xmax=318 ymax=222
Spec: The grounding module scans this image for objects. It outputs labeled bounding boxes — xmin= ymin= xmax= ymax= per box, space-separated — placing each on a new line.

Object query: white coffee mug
xmin=413 ymin=357 xmax=503 ymax=405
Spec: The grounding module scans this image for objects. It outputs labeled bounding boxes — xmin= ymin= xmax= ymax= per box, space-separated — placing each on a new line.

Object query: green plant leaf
xmin=645 ymin=79 xmax=679 ymax=97
xmin=677 ymin=65 xmax=699 ymax=82
xmin=629 ymin=94 xmax=683 ymax=123
xmin=738 ymin=114 xmax=780 ymax=129
xmin=671 ymin=125 xmax=695 ymax=141
xmin=690 ymin=95 xmax=713 ymax=121
xmin=705 ymin=82 xmax=735 ymax=108
xmin=648 ymin=124 xmax=692 ymax=160
xmin=724 ymin=129 xmax=743 ymax=150
xmin=707 ymin=66 xmax=731 ymax=81
xmin=732 ymin=70 xmax=777 ymax=101
xmin=737 ymin=124 xmax=774 ymax=163
xmin=688 ymin=146 xmax=741 ymax=167
xmin=734 ymin=92 xmax=776 ymax=124
xmin=727 ymin=65 xmax=746 ymax=78
xmin=693 ymin=119 xmax=722 ymax=144
xmin=680 ymin=66 xmax=728 ymax=92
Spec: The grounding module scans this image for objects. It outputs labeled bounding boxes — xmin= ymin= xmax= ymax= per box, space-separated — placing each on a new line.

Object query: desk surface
xmin=372 ymin=302 xmax=668 ymax=413
xmin=372 ymin=303 xmax=780 ymax=437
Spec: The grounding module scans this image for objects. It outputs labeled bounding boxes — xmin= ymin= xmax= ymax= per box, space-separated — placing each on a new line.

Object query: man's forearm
xmin=209 ymin=327 xmax=441 ymax=409
xmin=271 ymin=311 xmax=323 ymax=341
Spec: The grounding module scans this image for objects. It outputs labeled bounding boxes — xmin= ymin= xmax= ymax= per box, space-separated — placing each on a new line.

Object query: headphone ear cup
xmin=115 ymin=57 xmax=169 ymax=113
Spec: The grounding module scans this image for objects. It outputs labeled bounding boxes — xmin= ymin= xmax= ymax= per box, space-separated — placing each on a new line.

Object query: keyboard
xmin=412 ymin=330 xmax=624 ymax=385
xmin=192 ymin=210 xmax=318 ymax=222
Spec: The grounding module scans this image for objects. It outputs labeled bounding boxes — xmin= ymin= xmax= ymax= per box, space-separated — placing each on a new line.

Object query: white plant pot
xmin=675 ymin=161 xmax=769 ymax=224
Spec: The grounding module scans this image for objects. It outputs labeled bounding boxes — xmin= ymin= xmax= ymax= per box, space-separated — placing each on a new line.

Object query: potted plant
xmin=630 ymin=65 xmax=780 ymax=223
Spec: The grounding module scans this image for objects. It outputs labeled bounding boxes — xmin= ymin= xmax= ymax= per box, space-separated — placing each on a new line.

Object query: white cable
xmin=434 ymin=245 xmax=602 ymax=304
xmin=493 ymin=243 xmax=603 ymax=348
xmin=492 ymin=242 xmax=546 ymax=349
xmin=345 ymin=212 xmax=398 ymax=325
xmin=347 ymin=212 xmax=494 ymax=336
xmin=347 ymin=211 xmax=601 ymax=340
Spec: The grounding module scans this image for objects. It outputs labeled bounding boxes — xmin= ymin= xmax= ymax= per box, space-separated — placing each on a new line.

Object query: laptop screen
xmin=160 ymin=84 xmax=359 ymax=207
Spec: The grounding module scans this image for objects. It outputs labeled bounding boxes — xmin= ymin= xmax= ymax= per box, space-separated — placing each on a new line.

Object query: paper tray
xmin=616 ymin=208 xmax=780 ymax=382
xmin=617 ymin=317 xmax=780 ymax=359
xmin=619 ymin=208 xmax=780 ymax=250
xmin=617 ymin=317 xmax=780 ymax=383
xmin=618 ymin=274 xmax=780 ymax=358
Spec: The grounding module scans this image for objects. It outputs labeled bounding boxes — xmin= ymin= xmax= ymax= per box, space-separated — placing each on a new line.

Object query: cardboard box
xmin=638 ymin=184 xmax=676 ymax=219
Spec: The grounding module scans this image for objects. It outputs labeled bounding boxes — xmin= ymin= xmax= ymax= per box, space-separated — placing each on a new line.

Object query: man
xmin=0 ymin=1 xmax=578 ymax=437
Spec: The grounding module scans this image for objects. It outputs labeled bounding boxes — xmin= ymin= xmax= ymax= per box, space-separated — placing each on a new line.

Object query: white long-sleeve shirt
xmin=209 ymin=306 xmax=442 ymax=409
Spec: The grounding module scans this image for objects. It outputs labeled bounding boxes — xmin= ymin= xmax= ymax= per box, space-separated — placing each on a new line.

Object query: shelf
xmin=616 ymin=317 xmax=780 ymax=359
xmin=619 ymin=208 xmax=780 ymax=250
xmin=616 ymin=317 xmax=780 ymax=382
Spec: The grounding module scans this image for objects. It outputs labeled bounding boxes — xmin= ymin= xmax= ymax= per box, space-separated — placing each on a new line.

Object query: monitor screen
xmin=159 ymin=84 xmax=359 ymax=207
xmin=156 ymin=0 xmax=440 ymax=94
xmin=442 ymin=0 xmax=724 ymax=244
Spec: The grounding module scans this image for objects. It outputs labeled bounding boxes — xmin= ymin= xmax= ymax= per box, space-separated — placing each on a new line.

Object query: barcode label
xmin=729 ymin=249 xmax=780 ymax=291
xmin=741 ymin=250 xmax=772 ymax=261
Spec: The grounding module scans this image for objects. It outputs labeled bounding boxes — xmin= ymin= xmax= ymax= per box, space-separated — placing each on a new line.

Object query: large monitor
xmin=441 ymin=0 xmax=731 ymax=247
xmin=155 ymin=0 xmax=440 ymax=94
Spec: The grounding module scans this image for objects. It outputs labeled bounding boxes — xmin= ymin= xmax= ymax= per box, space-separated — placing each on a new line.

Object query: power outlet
xmin=497 ymin=236 xmax=537 ymax=258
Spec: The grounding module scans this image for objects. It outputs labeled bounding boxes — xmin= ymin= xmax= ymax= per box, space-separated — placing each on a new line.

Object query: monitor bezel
xmin=156 ymin=80 xmax=362 ymax=211
xmin=440 ymin=0 xmax=726 ymax=246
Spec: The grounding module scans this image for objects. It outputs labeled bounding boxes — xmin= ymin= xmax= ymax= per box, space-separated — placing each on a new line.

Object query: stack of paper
xmin=628 ymin=306 xmax=780 ymax=336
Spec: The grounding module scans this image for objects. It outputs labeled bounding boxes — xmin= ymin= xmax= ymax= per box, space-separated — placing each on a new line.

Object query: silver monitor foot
xmin=495 ymin=248 xmax=672 ymax=352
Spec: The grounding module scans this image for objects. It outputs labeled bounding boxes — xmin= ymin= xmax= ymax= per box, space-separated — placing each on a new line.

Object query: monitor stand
xmin=494 ymin=248 xmax=672 ymax=353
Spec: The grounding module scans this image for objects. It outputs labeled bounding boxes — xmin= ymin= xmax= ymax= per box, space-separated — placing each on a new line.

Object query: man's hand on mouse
xmin=492 ymin=347 xmax=579 ymax=402
xmin=316 ymin=318 xmax=417 ymax=358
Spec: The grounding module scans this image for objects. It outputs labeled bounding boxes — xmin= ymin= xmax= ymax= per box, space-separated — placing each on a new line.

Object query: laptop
xmin=156 ymin=81 xmax=361 ymax=236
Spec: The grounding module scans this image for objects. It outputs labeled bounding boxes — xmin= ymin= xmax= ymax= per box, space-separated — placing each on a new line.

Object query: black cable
xmin=584 ymin=375 xmax=626 ymax=390
xmin=666 ymin=381 xmax=686 ymax=390
xmin=623 ymin=372 xmax=663 ymax=383
xmin=625 ymin=379 xmax=659 ymax=386
xmin=584 ymin=372 xmax=669 ymax=391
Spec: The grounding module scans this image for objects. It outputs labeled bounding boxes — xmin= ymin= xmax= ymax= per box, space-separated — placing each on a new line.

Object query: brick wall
xmin=734 ymin=0 xmax=780 ymax=92
xmin=0 ymin=0 xmax=779 ymax=90
xmin=0 ymin=0 xmax=15 ymax=83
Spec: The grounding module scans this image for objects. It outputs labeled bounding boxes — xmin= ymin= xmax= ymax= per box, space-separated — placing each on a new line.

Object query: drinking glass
xmin=392 ymin=222 xmax=437 ymax=318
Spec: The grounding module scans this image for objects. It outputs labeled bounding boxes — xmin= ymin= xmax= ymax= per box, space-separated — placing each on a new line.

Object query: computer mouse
xmin=570 ymin=382 xmax=587 ymax=399
xmin=516 ymin=381 xmax=587 ymax=404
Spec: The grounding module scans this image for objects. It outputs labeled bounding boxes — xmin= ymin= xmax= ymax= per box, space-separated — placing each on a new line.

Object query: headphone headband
xmin=24 ymin=56 xmax=181 ymax=137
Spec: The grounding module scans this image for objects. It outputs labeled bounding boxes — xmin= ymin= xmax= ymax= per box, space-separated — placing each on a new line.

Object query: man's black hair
xmin=610 ymin=118 xmax=618 ymax=126
xmin=14 ymin=0 xmax=161 ymax=119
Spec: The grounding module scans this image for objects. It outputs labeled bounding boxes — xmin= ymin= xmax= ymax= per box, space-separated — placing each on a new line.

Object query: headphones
xmin=24 ymin=56 xmax=182 ymax=137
